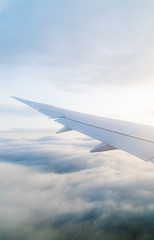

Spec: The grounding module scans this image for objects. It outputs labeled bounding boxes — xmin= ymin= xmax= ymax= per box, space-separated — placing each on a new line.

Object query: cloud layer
xmin=0 ymin=132 xmax=154 ymax=239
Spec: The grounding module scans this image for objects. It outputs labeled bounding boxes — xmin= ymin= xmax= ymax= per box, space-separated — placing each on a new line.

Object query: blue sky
xmin=0 ymin=0 xmax=154 ymax=130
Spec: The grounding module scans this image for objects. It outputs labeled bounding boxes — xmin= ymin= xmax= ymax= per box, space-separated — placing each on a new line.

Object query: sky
xmin=0 ymin=0 xmax=154 ymax=239
xmin=0 ymin=0 xmax=154 ymax=129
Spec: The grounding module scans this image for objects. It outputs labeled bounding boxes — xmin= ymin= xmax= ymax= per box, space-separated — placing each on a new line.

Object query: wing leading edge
xmin=12 ymin=96 xmax=154 ymax=162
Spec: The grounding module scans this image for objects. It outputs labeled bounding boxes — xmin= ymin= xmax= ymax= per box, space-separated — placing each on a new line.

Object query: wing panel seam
xmin=60 ymin=117 xmax=154 ymax=144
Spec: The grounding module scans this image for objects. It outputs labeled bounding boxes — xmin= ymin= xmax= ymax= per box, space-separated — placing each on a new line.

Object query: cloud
xmin=0 ymin=132 xmax=154 ymax=239
xmin=0 ymin=134 xmax=97 ymax=173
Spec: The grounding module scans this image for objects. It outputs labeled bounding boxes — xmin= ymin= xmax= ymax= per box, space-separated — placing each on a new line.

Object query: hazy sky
xmin=0 ymin=0 xmax=154 ymax=130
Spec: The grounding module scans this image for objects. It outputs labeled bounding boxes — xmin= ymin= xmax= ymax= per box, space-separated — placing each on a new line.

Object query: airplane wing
xmin=12 ymin=96 xmax=154 ymax=162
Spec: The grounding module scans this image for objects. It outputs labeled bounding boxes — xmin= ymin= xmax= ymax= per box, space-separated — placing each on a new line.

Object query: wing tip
xmin=11 ymin=96 xmax=22 ymax=101
xmin=11 ymin=96 xmax=17 ymax=99
xmin=11 ymin=96 xmax=30 ymax=104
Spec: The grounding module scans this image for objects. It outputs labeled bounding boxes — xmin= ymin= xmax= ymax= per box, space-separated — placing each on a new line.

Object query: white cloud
xmin=0 ymin=133 xmax=154 ymax=236
xmin=0 ymin=133 xmax=154 ymax=239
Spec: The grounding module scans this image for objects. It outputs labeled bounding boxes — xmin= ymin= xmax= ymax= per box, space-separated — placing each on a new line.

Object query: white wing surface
xmin=12 ymin=97 xmax=154 ymax=162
